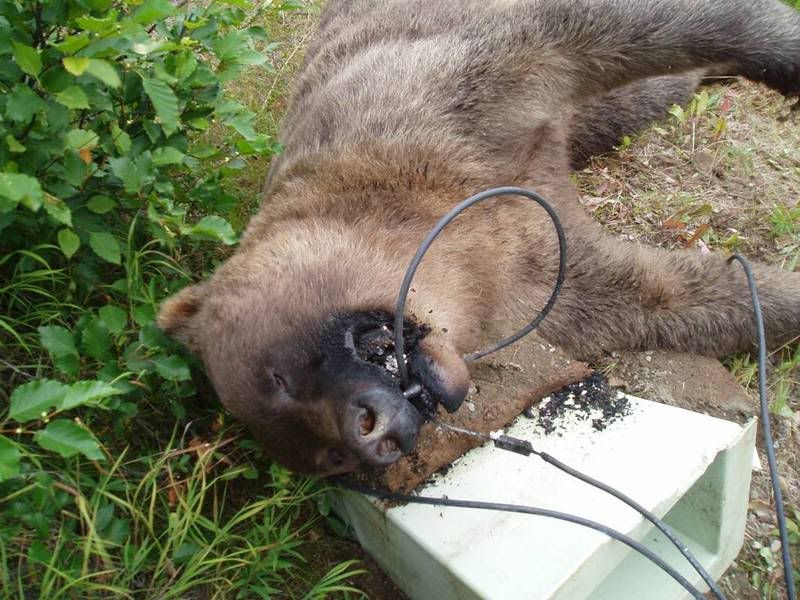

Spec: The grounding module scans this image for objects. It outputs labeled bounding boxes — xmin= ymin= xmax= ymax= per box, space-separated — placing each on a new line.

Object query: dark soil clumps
xmin=354 ymin=318 xmax=438 ymax=420
xmin=533 ymin=372 xmax=630 ymax=435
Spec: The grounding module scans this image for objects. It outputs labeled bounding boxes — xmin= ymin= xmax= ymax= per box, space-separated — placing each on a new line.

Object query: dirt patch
xmin=600 ymin=350 xmax=758 ymax=424
xmin=300 ymin=526 xmax=407 ymax=600
xmin=533 ymin=372 xmax=631 ymax=435
xmin=345 ymin=331 xmax=591 ymax=493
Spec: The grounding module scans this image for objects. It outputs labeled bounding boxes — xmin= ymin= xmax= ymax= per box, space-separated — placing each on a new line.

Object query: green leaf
xmin=58 ymin=229 xmax=81 ymax=259
xmin=142 ymin=78 xmax=179 ymax=136
xmin=0 ymin=173 xmax=43 ymax=212
xmin=139 ymin=322 xmax=168 ymax=349
xmin=65 ymin=129 xmax=99 ymax=151
xmin=99 ymin=305 xmax=127 ymax=335
xmin=43 ymin=194 xmax=72 ymax=226
xmin=154 ymin=61 xmax=178 ymax=85
xmin=89 ymin=232 xmax=121 ymax=265
xmin=186 ymin=216 xmax=237 ymax=245
xmin=152 ymin=147 xmax=185 ymax=166
xmin=86 ymin=59 xmax=121 ymax=88
xmin=0 ymin=436 xmax=21 ymax=482
xmin=131 ymin=40 xmax=167 ymax=56
xmin=8 ymin=380 xmax=67 ymax=423
xmin=39 ymin=325 xmax=78 ymax=358
xmin=133 ymin=304 xmax=156 ymax=326
xmin=60 ymin=380 xmax=121 ymax=411
xmin=27 ymin=541 xmax=51 ymax=565
xmin=111 ymin=125 xmax=131 ymax=154
xmin=174 ymin=52 xmax=197 ymax=80
xmin=152 ymin=354 xmax=191 ymax=381
xmin=133 ymin=0 xmax=177 ymax=24
xmin=86 ymin=195 xmax=116 ymax=214
xmin=109 ymin=154 xmax=154 ymax=194
xmin=668 ymin=104 xmax=686 ymax=124
xmin=75 ymin=12 xmax=118 ymax=33
xmin=6 ymin=135 xmax=25 ymax=153
xmin=5 ymin=85 xmax=45 ymax=123
xmin=39 ymin=325 xmax=80 ymax=376
xmin=63 ymin=57 xmax=90 ymax=76
xmin=55 ymin=86 xmax=91 ymax=109
xmin=172 ymin=542 xmax=200 ymax=565
xmin=215 ymin=100 xmax=257 ymax=140
xmin=62 ymin=152 xmax=89 ymax=188
xmin=53 ymin=34 xmax=91 ymax=54
xmin=55 ymin=354 xmax=81 ymax=377
xmin=12 ymin=41 xmax=42 ymax=77
xmin=236 ymin=134 xmax=272 ymax=156
xmin=213 ymin=31 xmax=249 ymax=61
xmin=81 ymin=317 xmax=112 ymax=359
xmin=34 ymin=420 xmax=104 ymax=461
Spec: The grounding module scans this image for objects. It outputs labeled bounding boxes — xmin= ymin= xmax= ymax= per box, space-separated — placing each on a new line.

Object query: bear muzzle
xmin=340 ymin=386 xmax=424 ymax=467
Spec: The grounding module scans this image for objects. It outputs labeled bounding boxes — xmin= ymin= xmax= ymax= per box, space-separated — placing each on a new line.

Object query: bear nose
xmin=343 ymin=387 xmax=423 ymax=467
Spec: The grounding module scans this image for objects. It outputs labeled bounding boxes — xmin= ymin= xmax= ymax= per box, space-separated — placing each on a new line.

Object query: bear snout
xmin=340 ymin=387 xmax=424 ymax=467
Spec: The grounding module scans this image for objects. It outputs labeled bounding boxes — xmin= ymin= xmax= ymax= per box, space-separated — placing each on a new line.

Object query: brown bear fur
xmin=159 ymin=0 xmax=800 ymax=475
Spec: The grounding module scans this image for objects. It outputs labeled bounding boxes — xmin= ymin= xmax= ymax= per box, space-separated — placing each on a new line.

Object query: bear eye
xmin=272 ymin=372 xmax=288 ymax=391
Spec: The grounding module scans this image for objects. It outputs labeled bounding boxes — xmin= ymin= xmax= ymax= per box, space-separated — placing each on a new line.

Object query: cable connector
xmin=489 ymin=431 xmax=534 ymax=456
xmin=402 ymin=381 xmax=423 ymax=399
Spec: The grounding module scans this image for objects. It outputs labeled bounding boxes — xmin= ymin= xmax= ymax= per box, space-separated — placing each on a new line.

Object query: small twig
xmin=18 ymin=115 xmax=37 ymax=142
xmin=164 ymin=435 xmax=240 ymax=460
xmin=53 ymin=481 xmax=80 ymax=497
xmin=0 ymin=359 xmax=35 ymax=380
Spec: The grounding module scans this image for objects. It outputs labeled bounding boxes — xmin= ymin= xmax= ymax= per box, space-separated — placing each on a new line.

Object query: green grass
xmin=0 ymin=428 xmax=361 ymax=599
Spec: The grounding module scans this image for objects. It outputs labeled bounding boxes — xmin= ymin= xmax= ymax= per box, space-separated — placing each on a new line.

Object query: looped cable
xmin=393 ymin=186 xmax=567 ymax=388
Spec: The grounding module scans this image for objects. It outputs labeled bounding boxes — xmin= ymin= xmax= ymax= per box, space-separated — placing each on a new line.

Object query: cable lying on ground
xmin=334 ymin=477 xmax=708 ymax=600
xmin=728 ymin=254 xmax=796 ymax=600
xmin=434 ymin=420 xmax=726 ymax=600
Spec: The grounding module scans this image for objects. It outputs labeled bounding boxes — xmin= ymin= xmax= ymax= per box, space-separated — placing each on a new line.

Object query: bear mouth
xmin=353 ymin=319 xmax=439 ymax=421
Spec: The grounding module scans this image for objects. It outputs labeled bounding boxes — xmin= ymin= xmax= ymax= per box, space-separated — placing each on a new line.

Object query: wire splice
xmin=490 ymin=432 xmax=535 ymax=456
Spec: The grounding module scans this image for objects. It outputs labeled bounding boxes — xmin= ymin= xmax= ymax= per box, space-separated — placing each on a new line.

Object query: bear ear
xmin=157 ymin=283 xmax=207 ymax=349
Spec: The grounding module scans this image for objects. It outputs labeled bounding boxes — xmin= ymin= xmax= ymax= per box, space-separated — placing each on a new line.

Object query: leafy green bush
xmin=0 ymin=1 xmax=361 ymax=596
xmin=0 ymin=0 xmax=278 ymax=476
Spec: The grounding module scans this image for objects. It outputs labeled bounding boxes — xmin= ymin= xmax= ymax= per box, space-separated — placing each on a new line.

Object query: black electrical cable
xmin=370 ymin=187 xmax=795 ymax=598
xmin=334 ymin=478 xmax=706 ymax=600
xmin=434 ymin=421 xmax=725 ymax=599
xmin=386 ymin=186 xmax=720 ymax=596
xmin=393 ymin=186 xmax=568 ymax=388
xmin=535 ymin=449 xmax=727 ymax=600
xmin=728 ymin=254 xmax=797 ymax=600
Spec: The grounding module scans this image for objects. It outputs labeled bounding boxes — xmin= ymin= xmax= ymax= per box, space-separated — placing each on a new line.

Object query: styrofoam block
xmin=330 ymin=395 xmax=757 ymax=600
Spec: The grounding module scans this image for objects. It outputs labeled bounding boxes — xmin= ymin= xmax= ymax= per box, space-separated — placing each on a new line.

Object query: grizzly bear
xmin=158 ymin=0 xmax=800 ymax=476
